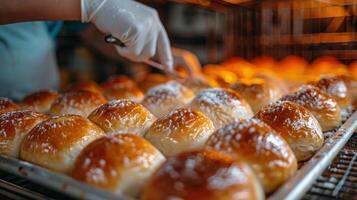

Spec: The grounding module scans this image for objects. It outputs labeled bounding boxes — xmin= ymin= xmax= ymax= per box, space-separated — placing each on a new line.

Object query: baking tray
xmin=0 ymin=111 xmax=356 ymax=200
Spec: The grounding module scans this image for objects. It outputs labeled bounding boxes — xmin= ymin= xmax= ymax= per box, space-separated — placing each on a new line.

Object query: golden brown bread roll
xmin=255 ymin=101 xmax=324 ymax=161
xmin=0 ymin=97 xmax=19 ymax=115
xmin=313 ymin=75 xmax=351 ymax=109
xmin=72 ymin=134 xmax=165 ymax=198
xmin=49 ymin=91 xmax=107 ymax=117
xmin=88 ymin=100 xmax=156 ymax=136
xmin=20 ymin=115 xmax=105 ymax=173
xmin=0 ymin=110 xmax=48 ymax=157
xmin=189 ymin=88 xmax=253 ymax=129
xmin=138 ymin=73 xmax=171 ymax=93
xmin=182 ymin=76 xmax=212 ymax=93
xmin=309 ymin=57 xmax=348 ymax=76
xmin=101 ymin=75 xmax=144 ymax=102
xmin=206 ymin=119 xmax=297 ymax=193
xmin=142 ymin=149 xmax=264 ymax=200
xmin=145 ymin=108 xmax=214 ymax=156
xmin=230 ymin=78 xmax=282 ymax=113
xmin=21 ymin=90 xmax=59 ymax=113
xmin=280 ymin=85 xmax=341 ymax=132
xmin=68 ymin=81 xmax=102 ymax=94
xmin=142 ymin=81 xmax=194 ymax=118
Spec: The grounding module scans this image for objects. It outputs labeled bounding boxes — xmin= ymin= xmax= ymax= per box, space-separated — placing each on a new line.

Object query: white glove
xmin=81 ymin=0 xmax=173 ymax=71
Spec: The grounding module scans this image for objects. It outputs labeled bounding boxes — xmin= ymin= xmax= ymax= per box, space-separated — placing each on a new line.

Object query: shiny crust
xmin=313 ymin=76 xmax=351 ymax=108
xmin=20 ymin=115 xmax=104 ymax=173
xmin=337 ymin=75 xmax=357 ymax=102
xmin=142 ymin=81 xmax=194 ymax=118
xmin=21 ymin=90 xmax=59 ymax=113
xmin=142 ymin=149 xmax=264 ymax=200
xmin=101 ymin=75 xmax=144 ymax=102
xmin=0 ymin=110 xmax=48 ymax=157
xmin=281 ymin=85 xmax=341 ymax=131
xmin=0 ymin=97 xmax=19 ymax=115
xmin=255 ymin=101 xmax=324 ymax=161
xmin=49 ymin=91 xmax=107 ymax=117
xmin=189 ymin=88 xmax=253 ymax=129
xmin=230 ymin=78 xmax=282 ymax=113
xmin=88 ymin=100 xmax=156 ymax=136
xmin=72 ymin=134 xmax=165 ymax=197
xmin=206 ymin=119 xmax=297 ymax=193
xmin=68 ymin=81 xmax=103 ymax=94
xmin=145 ymin=108 xmax=215 ymax=156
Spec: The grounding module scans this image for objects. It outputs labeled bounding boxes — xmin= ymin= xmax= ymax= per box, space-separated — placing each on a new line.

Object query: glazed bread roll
xmin=255 ymin=101 xmax=324 ymax=161
xmin=142 ymin=81 xmax=194 ymax=118
xmin=21 ymin=90 xmax=59 ymax=113
xmin=281 ymin=85 xmax=341 ymax=131
xmin=88 ymin=100 xmax=156 ymax=136
xmin=68 ymin=81 xmax=102 ymax=94
xmin=182 ymin=76 xmax=212 ymax=93
xmin=101 ymin=75 xmax=143 ymax=102
xmin=49 ymin=91 xmax=107 ymax=117
xmin=206 ymin=119 xmax=297 ymax=193
xmin=0 ymin=97 xmax=19 ymax=115
xmin=313 ymin=75 xmax=351 ymax=109
xmin=145 ymin=108 xmax=214 ymax=156
xmin=230 ymin=78 xmax=282 ymax=113
xmin=189 ymin=88 xmax=253 ymax=129
xmin=337 ymin=75 xmax=357 ymax=102
xmin=72 ymin=134 xmax=165 ymax=198
xmin=20 ymin=115 xmax=104 ymax=173
xmin=0 ymin=110 xmax=48 ymax=157
xmin=138 ymin=73 xmax=171 ymax=93
xmin=142 ymin=149 xmax=264 ymax=200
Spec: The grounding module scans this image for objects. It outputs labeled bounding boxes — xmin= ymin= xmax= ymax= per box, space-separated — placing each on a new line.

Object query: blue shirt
xmin=0 ymin=21 xmax=88 ymax=100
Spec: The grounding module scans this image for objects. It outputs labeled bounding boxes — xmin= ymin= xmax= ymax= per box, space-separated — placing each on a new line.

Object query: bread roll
xmin=206 ymin=119 xmax=297 ymax=193
xmin=281 ymin=85 xmax=341 ymax=131
xmin=0 ymin=110 xmax=48 ymax=157
xmin=138 ymin=73 xmax=171 ymax=93
xmin=0 ymin=97 xmax=19 ymax=115
xmin=88 ymin=100 xmax=156 ymax=136
xmin=145 ymin=108 xmax=214 ymax=156
xmin=313 ymin=75 xmax=351 ymax=108
xmin=142 ymin=149 xmax=264 ymax=200
xmin=142 ymin=81 xmax=194 ymax=118
xmin=189 ymin=88 xmax=253 ymax=129
xmin=255 ymin=101 xmax=324 ymax=161
xmin=182 ymin=76 xmax=212 ymax=93
xmin=49 ymin=91 xmax=107 ymax=117
xmin=337 ymin=75 xmax=357 ymax=102
xmin=20 ymin=115 xmax=104 ymax=173
xmin=72 ymin=134 xmax=165 ymax=198
xmin=21 ymin=90 xmax=59 ymax=113
xmin=68 ymin=81 xmax=102 ymax=94
xmin=230 ymin=78 xmax=282 ymax=113
xmin=101 ymin=75 xmax=143 ymax=102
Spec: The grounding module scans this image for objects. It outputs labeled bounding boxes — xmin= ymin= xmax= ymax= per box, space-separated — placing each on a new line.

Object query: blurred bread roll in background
xmin=313 ymin=75 xmax=351 ymax=109
xmin=142 ymin=81 xmax=194 ymax=118
xmin=49 ymin=91 xmax=107 ymax=117
xmin=101 ymin=75 xmax=143 ymax=102
xmin=230 ymin=78 xmax=282 ymax=113
xmin=0 ymin=97 xmax=19 ymax=115
xmin=280 ymin=85 xmax=341 ymax=132
xmin=145 ymin=108 xmax=214 ymax=156
xmin=21 ymin=90 xmax=59 ymax=113
xmin=309 ymin=57 xmax=348 ymax=76
xmin=255 ymin=101 xmax=324 ymax=161
xmin=0 ymin=110 xmax=48 ymax=157
xmin=20 ymin=115 xmax=104 ymax=173
xmin=72 ymin=134 xmax=165 ymax=198
xmin=88 ymin=100 xmax=156 ymax=136
xmin=142 ymin=149 xmax=264 ymax=200
xmin=138 ymin=73 xmax=171 ymax=93
xmin=206 ymin=119 xmax=297 ymax=193
xmin=67 ymin=81 xmax=102 ymax=94
xmin=189 ymin=88 xmax=253 ymax=129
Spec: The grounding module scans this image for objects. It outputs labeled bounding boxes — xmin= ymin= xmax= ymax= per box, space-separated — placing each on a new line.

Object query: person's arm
xmin=0 ymin=0 xmax=81 ymax=24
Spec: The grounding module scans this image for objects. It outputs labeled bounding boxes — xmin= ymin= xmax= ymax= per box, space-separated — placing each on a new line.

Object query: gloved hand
xmin=81 ymin=0 xmax=173 ymax=71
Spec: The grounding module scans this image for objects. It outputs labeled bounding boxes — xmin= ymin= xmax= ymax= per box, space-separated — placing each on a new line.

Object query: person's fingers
xmin=136 ymin=27 xmax=158 ymax=62
xmin=156 ymin=25 xmax=173 ymax=71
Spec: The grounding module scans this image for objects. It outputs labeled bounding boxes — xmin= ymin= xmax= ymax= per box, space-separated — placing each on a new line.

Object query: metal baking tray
xmin=0 ymin=111 xmax=356 ymax=200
